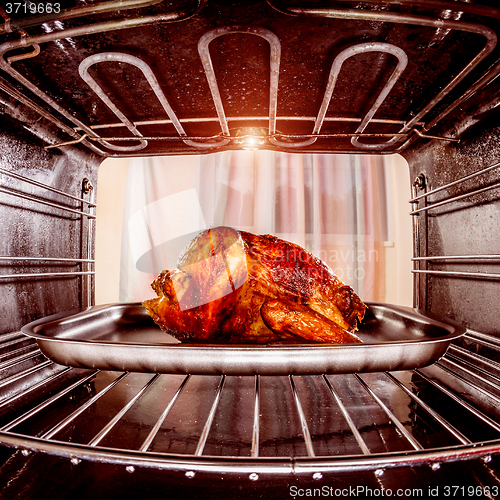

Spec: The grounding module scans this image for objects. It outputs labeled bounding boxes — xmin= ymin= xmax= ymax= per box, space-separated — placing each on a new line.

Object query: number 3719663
xmin=5 ymin=3 xmax=61 ymax=14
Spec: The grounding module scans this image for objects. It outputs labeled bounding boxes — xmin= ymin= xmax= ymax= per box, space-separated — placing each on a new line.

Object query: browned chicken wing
xmin=143 ymin=226 xmax=366 ymax=344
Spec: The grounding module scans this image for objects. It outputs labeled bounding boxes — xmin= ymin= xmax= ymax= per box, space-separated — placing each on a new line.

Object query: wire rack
xmin=410 ymin=159 xmax=500 ymax=323
xmin=1 ymin=329 xmax=500 ymax=481
xmin=0 ymin=166 xmax=95 ymax=307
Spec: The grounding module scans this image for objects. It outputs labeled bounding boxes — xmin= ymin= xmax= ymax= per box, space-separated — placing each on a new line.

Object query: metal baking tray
xmin=21 ymin=302 xmax=466 ymax=375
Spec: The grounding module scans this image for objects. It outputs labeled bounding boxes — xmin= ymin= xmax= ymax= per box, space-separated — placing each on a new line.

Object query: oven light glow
xmin=234 ymin=127 xmax=267 ymax=150
xmin=243 ymin=135 xmax=259 ymax=149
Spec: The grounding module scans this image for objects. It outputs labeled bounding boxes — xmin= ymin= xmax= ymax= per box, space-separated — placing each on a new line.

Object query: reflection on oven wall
xmin=94 ymin=153 xmax=413 ymax=308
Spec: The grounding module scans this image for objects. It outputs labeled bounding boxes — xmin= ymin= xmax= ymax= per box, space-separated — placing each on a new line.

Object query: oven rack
xmin=1 ymin=331 xmax=500 ymax=480
xmin=0 ymin=167 xmax=95 ymax=305
xmin=410 ymin=160 xmax=500 ymax=316
xmin=0 ymin=1 xmax=498 ymax=155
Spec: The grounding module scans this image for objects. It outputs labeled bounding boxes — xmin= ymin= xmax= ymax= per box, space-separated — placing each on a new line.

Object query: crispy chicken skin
xmin=143 ymin=226 xmax=366 ymax=344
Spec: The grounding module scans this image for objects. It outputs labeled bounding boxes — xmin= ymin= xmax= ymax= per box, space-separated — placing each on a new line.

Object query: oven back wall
xmin=0 ymin=113 xmax=100 ymax=335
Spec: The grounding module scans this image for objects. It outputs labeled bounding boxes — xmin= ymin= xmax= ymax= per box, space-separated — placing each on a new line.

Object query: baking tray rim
xmin=21 ymin=301 xmax=467 ymax=350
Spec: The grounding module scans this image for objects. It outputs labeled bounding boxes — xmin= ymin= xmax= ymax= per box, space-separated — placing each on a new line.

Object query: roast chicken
xmin=143 ymin=226 xmax=366 ymax=344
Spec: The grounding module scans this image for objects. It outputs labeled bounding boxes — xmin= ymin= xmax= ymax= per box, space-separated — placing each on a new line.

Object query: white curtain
xmin=120 ymin=151 xmax=388 ymax=303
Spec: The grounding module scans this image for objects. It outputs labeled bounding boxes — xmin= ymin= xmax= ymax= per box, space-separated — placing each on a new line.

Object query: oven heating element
xmin=0 ymin=1 xmax=497 ymax=156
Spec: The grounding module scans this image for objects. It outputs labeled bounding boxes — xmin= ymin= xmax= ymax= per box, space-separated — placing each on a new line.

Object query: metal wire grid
xmin=1 ymin=332 xmax=500 ymax=478
xmin=410 ymin=160 xmax=500 ymax=284
xmin=0 ymin=167 xmax=95 ymax=305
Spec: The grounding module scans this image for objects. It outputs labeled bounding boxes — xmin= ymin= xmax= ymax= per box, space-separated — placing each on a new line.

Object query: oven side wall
xmin=403 ymin=121 xmax=500 ymax=337
xmin=0 ymin=103 xmax=101 ymax=335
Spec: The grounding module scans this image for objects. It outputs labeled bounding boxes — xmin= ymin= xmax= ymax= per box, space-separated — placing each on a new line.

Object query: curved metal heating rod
xmin=0 ymin=0 xmax=205 ymax=155
xmin=78 ymin=54 xmax=149 ymax=152
xmin=198 ymin=25 xmax=280 ymax=148
xmin=199 ymin=31 xmax=408 ymax=149
xmin=79 ymin=52 xmax=227 ymax=151
xmin=270 ymin=43 xmax=407 ymax=148
xmin=268 ymin=1 xmax=498 ymax=152
xmin=349 ymin=45 xmax=408 ymax=149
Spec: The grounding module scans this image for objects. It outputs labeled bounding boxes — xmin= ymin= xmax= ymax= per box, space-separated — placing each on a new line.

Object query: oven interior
xmin=1 ymin=1 xmax=500 ymax=498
